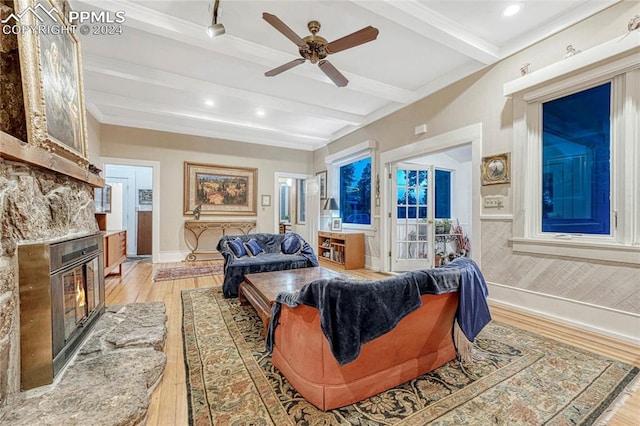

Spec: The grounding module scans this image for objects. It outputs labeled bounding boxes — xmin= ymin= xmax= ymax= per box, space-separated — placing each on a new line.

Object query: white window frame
xmin=325 ymin=140 xmax=376 ymax=231
xmin=510 ymin=56 xmax=640 ymax=264
xmin=296 ymin=178 xmax=306 ymax=224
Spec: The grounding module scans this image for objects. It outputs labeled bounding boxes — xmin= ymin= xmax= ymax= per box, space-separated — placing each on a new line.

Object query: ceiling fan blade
xmin=326 ymin=26 xmax=379 ymax=54
xmin=265 ymin=58 xmax=306 ymax=77
xmin=262 ymin=13 xmax=308 ymax=49
xmin=318 ymin=60 xmax=348 ymax=87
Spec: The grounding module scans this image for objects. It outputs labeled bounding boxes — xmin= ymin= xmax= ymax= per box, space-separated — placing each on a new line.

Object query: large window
xmin=340 ymin=157 xmax=371 ymax=225
xmin=511 ymin=57 xmax=639 ymax=263
xmin=542 ymin=83 xmax=611 ymax=235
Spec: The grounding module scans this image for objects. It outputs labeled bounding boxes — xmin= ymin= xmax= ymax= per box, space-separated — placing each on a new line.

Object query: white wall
xmin=106 ymin=182 xmax=124 ymax=230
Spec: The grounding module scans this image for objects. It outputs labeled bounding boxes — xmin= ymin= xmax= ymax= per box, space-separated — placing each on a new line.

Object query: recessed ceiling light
xmin=502 ymin=4 xmax=521 ymax=17
xmin=256 ymin=109 xmax=265 ymax=117
xmin=205 ymin=99 xmax=215 ymax=107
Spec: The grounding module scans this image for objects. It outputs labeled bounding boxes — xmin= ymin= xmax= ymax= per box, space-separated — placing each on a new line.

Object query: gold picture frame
xmin=14 ymin=0 xmax=89 ymax=166
xmin=481 ymin=153 xmax=510 ymax=185
xmin=184 ymin=162 xmax=257 ymax=216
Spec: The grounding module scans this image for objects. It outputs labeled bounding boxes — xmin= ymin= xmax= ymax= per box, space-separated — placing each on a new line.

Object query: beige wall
xmin=99 ymin=125 xmax=313 ymax=258
xmin=85 ymin=112 xmax=101 ymax=165
xmin=316 ymin=2 xmax=640 ymax=326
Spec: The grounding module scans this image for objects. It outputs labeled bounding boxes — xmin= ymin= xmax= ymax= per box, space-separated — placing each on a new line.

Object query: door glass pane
xmin=542 ymin=83 xmax=611 ymax=234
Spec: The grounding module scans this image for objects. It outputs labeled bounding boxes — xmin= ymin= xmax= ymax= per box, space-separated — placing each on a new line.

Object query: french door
xmin=391 ymin=164 xmax=435 ymax=271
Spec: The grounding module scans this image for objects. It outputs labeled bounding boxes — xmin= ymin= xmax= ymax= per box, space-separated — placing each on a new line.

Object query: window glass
xmin=435 ymin=170 xmax=451 ymax=219
xmin=541 ymin=83 xmax=611 ymax=235
xmin=396 ymin=169 xmax=450 ymax=219
xmin=297 ymin=179 xmax=306 ymax=223
xmin=340 ymin=157 xmax=371 ymax=225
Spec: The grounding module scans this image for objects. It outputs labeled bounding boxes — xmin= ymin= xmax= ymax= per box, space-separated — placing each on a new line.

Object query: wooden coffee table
xmin=239 ymin=267 xmax=346 ymax=337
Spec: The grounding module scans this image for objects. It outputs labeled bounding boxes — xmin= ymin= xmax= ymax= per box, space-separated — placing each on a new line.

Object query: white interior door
xmin=391 ymin=164 xmax=434 ymax=271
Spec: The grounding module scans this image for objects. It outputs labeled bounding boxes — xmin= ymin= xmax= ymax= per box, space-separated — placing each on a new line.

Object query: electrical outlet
xmin=483 ymin=196 xmax=504 ymax=208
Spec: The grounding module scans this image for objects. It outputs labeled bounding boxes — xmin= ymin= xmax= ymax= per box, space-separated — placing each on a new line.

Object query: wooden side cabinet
xmin=318 ymin=231 xmax=365 ymax=270
xmin=104 ymin=230 xmax=126 ymax=276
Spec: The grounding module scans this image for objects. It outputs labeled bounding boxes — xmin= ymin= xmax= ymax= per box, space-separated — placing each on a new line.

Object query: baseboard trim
xmin=488 ymin=282 xmax=640 ymax=347
xmin=157 ymin=251 xmax=188 ymax=263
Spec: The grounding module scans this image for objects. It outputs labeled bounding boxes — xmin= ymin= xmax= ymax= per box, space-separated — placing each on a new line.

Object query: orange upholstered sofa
xmin=271 ymin=292 xmax=459 ymax=411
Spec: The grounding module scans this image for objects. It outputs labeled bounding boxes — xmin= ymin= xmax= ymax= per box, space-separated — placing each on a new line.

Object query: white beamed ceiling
xmin=73 ymin=0 xmax=619 ymax=151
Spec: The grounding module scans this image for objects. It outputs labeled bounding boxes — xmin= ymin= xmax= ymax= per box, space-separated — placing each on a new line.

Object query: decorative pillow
xmin=245 ymin=239 xmax=264 ymax=257
xmin=227 ymin=238 xmax=247 ymax=258
xmin=281 ymin=233 xmax=302 ymax=255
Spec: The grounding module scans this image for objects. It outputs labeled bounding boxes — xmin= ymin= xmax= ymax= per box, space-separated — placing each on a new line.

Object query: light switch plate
xmin=483 ymin=195 xmax=504 ymax=208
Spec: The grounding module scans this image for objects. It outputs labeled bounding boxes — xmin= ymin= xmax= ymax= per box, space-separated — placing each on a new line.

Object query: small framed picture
xmin=331 ymin=217 xmax=342 ymax=231
xmin=261 ymin=194 xmax=271 ymax=206
xmin=316 ymin=170 xmax=327 ymax=199
xmin=481 ymin=153 xmax=510 ymax=185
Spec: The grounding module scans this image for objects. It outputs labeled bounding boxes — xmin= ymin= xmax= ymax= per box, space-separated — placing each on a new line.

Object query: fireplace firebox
xmin=18 ymin=233 xmax=105 ymax=390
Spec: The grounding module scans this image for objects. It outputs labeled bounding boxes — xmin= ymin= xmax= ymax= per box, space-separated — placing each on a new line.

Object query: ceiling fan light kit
xmin=262 ymin=13 xmax=379 ymax=87
xmin=207 ymin=0 xmax=225 ymax=38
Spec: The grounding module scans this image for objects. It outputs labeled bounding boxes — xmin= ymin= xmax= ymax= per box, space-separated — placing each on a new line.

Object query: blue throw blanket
xmin=266 ymin=257 xmax=491 ymax=365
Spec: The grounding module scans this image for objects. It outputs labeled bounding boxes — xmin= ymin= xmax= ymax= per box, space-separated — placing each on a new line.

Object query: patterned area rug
xmin=181 ymin=287 xmax=639 ymax=425
xmin=153 ymin=264 xmax=224 ymax=282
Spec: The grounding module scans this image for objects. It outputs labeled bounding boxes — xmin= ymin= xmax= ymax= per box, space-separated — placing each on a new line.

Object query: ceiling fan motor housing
xmin=300 ymin=21 xmax=327 ymax=63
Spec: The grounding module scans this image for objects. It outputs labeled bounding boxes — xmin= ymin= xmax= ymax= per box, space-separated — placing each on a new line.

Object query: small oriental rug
xmin=153 ymin=264 xmax=224 ymax=282
xmin=181 ymin=287 xmax=639 ymax=425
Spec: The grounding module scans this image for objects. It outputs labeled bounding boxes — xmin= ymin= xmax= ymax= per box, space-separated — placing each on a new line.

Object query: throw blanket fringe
xmin=454 ymin=320 xmax=474 ymax=364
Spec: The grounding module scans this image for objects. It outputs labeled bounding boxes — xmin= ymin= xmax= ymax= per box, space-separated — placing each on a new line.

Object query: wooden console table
xmin=184 ymin=220 xmax=256 ymax=261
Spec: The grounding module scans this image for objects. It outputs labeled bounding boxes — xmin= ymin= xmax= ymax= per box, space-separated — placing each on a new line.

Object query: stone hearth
xmin=0 ymin=302 xmax=167 ymax=425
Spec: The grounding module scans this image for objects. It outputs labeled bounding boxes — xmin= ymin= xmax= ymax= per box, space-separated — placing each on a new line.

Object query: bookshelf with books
xmin=317 ymin=231 xmax=365 ymax=270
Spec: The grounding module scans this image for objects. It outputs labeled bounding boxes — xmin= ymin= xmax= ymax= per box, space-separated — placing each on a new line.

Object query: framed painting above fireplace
xmin=14 ymin=0 xmax=89 ymax=166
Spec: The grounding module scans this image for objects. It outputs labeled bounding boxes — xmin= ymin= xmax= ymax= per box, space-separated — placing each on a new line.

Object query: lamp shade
xmin=323 ymin=197 xmax=339 ymax=211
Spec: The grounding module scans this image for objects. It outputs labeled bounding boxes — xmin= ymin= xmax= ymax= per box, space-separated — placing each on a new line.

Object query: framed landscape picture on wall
xmin=14 ymin=0 xmax=89 ymax=166
xmin=184 ymin=162 xmax=257 ymax=215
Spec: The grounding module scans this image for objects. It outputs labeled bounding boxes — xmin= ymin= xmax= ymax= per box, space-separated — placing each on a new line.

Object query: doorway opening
xmin=101 ymin=158 xmax=160 ymax=263
xmin=274 ymin=172 xmax=310 ymax=241
xmin=390 ymin=145 xmax=472 ymax=272
xmin=379 ymin=124 xmax=481 ymax=273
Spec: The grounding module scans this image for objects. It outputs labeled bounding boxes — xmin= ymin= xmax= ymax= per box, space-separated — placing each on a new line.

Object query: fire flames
xmin=75 ymin=276 xmax=86 ymax=316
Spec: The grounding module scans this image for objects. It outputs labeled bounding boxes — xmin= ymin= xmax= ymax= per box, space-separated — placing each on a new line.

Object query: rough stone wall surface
xmin=0 ymin=159 xmax=98 ymax=404
xmin=481 ymin=220 xmax=640 ymax=314
xmin=0 ymin=2 xmax=27 ymax=142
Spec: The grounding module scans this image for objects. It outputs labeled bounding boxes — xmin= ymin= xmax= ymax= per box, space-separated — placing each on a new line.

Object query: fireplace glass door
xmin=62 ymin=265 xmax=87 ymax=341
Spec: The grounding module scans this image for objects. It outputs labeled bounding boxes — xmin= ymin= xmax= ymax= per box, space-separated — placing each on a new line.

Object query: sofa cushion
xmin=227 ymin=238 xmax=247 ymax=258
xmin=245 ymin=239 xmax=264 ymax=256
xmin=281 ymin=233 xmax=302 ymax=254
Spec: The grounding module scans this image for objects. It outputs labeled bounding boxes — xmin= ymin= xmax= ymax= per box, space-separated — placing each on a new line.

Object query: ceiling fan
xmin=262 ymin=13 xmax=379 ymax=87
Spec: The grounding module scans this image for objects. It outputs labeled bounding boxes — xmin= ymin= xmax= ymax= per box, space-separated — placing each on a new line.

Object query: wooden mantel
xmin=0 ymin=131 xmax=104 ymax=187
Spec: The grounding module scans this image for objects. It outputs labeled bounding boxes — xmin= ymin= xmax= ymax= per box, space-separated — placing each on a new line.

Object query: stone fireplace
xmin=0 ymin=0 xmax=102 ymax=404
xmin=18 ymin=233 xmax=104 ymax=390
xmin=0 ymin=160 xmax=98 ymax=403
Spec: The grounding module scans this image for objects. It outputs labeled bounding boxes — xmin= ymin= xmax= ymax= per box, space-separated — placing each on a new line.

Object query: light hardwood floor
xmin=105 ymin=260 xmax=639 ymax=425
